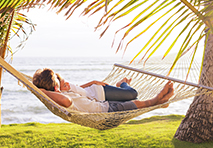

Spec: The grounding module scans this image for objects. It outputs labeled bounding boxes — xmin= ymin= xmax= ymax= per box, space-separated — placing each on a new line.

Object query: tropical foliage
xmin=0 ymin=8 xmax=35 ymax=58
xmin=0 ymin=0 xmax=213 ymax=70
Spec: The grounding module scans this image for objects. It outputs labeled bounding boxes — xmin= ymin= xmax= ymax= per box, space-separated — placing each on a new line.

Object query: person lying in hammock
xmin=33 ymin=68 xmax=174 ymax=113
xmin=56 ymin=73 xmax=138 ymax=102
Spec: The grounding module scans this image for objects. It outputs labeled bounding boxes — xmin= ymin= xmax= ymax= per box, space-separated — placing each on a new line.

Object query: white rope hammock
xmin=1 ymin=55 xmax=213 ymax=130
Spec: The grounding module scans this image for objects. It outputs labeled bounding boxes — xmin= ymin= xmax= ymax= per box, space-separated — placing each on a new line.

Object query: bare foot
xmin=133 ymin=81 xmax=174 ymax=109
xmin=116 ymin=77 xmax=132 ymax=87
xmin=126 ymin=78 xmax=132 ymax=85
xmin=156 ymin=81 xmax=172 ymax=99
xmin=156 ymin=81 xmax=174 ymax=108
xmin=157 ymin=87 xmax=174 ymax=108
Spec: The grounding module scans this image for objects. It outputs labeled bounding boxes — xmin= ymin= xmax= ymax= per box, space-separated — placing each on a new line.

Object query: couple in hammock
xmin=33 ymin=68 xmax=174 ymax=113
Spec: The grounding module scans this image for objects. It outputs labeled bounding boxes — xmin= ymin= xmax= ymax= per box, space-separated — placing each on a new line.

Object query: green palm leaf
xmin=144 ymin=11 xmax=192 ymax=61
xmin=163 ymin=19 xmax=201 ymax=59
xmin=1 ymin=0 xmax=213 ymax=77
xmin=167 ymin=25 xmax=205 ymax=76
xmin=130 ymin=4 xmax=184 ymax=63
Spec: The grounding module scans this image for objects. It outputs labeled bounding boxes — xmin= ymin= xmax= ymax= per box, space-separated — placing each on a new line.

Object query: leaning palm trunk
xmin=174 ymin=33 xmax=213 ymax=143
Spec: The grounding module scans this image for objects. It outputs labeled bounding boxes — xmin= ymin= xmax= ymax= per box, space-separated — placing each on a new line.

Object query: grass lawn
xmin=0 ymin=115 xmax=213 ymax=148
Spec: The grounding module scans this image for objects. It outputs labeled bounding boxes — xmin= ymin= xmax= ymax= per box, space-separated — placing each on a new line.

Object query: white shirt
xmin=64 ymin=91 xmax=109 ymax=113
xmin=67 ymin=83 xmax=105 ymax=102
xmin=63 ymin=83 xmax=108 ymax=113
xmin=84 ymin=84 xmax=105 ymax=102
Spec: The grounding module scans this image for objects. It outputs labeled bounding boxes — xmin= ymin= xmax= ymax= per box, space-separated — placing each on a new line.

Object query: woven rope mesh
xmin=22 ymin=62 xmax=213 ymax=129
xmin=2 ymin=55 xmax=213 ymax=130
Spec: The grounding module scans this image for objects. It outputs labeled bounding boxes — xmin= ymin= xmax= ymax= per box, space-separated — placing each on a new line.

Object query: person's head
xmin=56 ymin=73 xmax=71 ymax=91
xmin=33 ymin=68 xmax=60 ymax=91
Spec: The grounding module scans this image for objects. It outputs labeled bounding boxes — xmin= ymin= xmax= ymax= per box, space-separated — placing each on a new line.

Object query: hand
xmin=80 ymin=80 xmax=109 ymax=88
xmin=92 ymin=80 xmax=108 ymax=86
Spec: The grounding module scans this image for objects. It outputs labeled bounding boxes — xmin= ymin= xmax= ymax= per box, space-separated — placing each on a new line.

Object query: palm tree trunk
xmin=174 ymin=32 xmax=213 ymax=143
xmin=0 ymin=10 xmax=14 ymax=128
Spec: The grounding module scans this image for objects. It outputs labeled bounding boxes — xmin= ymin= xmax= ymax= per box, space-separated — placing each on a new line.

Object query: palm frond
xmin=9 ymin=11 xmax=36 ymax=53
xmin=1 ymin=0 xmax=213 ymax=77
xmin=81 ymin=0 xmax=211 ymax=70
xmin=129 ymin=3 xmax=184 ymax=64
xmin=167 ymin=26 xmax=206 ymax=76
xmin=114 ymin=0 xmax=165 ymax=52
xmin=118 ymin=0 xmax=179 ymax=56
xmin=163 ymin=18 xmax=201 ymax=59
xmin=0 ymin=6 xmax=35 ymax=58
xmin=143 ymin=11 xmax=192 ymax=62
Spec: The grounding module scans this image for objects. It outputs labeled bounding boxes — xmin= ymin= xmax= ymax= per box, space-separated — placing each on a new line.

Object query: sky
xmin=10 ymin=6 xmax=139 ymax=59
xmin=9 ymin=3 xmax=204 ymax=61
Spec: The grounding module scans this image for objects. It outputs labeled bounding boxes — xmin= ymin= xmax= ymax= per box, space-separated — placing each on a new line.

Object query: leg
xmin=133 ymin=81 xmax=174 ymax=109
xmin=103 ymin=82 xmax=138 ymax=101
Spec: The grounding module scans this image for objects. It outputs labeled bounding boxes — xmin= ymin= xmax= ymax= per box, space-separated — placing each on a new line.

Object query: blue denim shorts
xmin=108 ymin=101 xmax=138 ymax=112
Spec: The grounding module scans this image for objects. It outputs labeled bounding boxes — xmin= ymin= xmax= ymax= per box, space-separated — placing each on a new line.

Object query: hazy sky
xmin=10 ymin=6 xmax=139 ymax=59
xmin=10 ymin=4 xmax=204 ymax=61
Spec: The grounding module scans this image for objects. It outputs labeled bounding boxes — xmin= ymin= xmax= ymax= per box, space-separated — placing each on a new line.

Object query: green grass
xmin=0 ymin=115 xmax=213 ymax=148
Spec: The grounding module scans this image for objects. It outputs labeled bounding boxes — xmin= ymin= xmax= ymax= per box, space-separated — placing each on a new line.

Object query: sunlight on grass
xmin=1 ymin=115 xmax=213 ymax=147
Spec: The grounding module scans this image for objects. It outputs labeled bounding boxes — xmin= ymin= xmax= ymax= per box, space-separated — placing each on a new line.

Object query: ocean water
xmin=1 ymin=56 xmax=193 ymax=125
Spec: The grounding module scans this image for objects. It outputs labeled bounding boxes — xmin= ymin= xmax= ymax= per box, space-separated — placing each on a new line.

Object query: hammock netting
xmin=1 ymin=55 xmax=213 ymax=130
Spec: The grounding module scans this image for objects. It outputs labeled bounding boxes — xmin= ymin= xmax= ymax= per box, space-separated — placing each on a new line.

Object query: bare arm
xmin=80 ymin=80 xmax=108 ymax=88
xmin=40 ymin=89 xmax=72 ymax=108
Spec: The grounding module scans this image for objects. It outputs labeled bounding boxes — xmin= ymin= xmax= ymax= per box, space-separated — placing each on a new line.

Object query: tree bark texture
xmin=174 ymin=33 xmax=213 ymax=143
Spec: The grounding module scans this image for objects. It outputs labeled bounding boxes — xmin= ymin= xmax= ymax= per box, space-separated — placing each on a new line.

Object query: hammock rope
xmin=1 ymin=56 xmax=213 ymax=130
